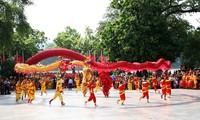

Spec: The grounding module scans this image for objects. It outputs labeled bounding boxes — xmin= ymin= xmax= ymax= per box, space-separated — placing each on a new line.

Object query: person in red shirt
xmin=85 ymin=79 xmax=97 ymax=107
xmin=139 ymin=77 xmax=150 ymax=103
xmin=117 ymin=80 xmax=127 ymax=105
xmin=160 ymin=77 xmax=167 ymax=100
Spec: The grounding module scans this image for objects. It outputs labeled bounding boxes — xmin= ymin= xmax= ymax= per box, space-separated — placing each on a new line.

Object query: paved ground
xmin=0 ymin=88 xmax=200 ymax=120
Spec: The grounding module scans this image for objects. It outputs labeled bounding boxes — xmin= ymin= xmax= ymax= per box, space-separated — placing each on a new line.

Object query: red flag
xmin=1 ymin=52 xmax=6 ymax=63
xmin=87 ymin=53 xmax=91 ymax=58
xmin=8 ymin=51 xmax=11 ymax=60
xmin=91 ymin=55 xmax=96 ymax=61
xmin=86 ymin=51 xmax=91 ymax=60
xmin=22 ymin=51 xmax=24 ymax=63
xmin=15 ymin=51 xmax=24 ymax=63
xmin=18 ymin=56 xmax=23 ymax=63
xmin=91 ymin=51 xmax=96 ymax=61
xmin=100 ymin=51 xmax=104 ymax=62
xmin=14 ymin=51 xmax=18 ymax=63
xmin=104 ymin=56 xmax=108 ymax=62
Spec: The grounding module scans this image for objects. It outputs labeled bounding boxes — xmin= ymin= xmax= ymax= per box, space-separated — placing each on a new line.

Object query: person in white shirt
xmin=68 ymin=78 xmax=73 ymax=90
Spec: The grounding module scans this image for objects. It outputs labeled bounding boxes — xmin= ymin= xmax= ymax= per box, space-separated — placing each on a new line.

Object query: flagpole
xmin=78 ymin=66 xmax=80 ymax=74
xmin=7 ymin=50 xmax=11 ymax=60
xmin=22 ymin=51 xmax=24 ymax=63
xmin=100 ymin=51 xmax=104 ymax=62
xmin=2 ymin=51 xmax=5 ymax=63
xmin=89 ymin=50 xmax=91 ymax=58
xmin=16 ymin=51 xmax=18 ymax=63
xmin=1 ymin=51 xmax=4 ymax=63
xmin=99 ymin=50 xmax=102 ymax=62
xmin=94 ymin=50 xmax=96 ymax=62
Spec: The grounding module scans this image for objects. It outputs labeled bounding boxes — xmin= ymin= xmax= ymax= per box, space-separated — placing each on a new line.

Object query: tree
xmin=0 ymin=0 xmax=32 ymax=50
xmin=40 ymin=42 xmax=58 ymax=65
xmin=0 ymin=28 xmax=47 ymax=77
xmin=80 ymin=26 xmax=100 ymax=55
xmin=97 ymin=6 xmax=120 ymax=34
xmin=0 ymin=60 xmax=16 ymax=78
xmin=54 ymin=26 xmax=100 ymax=56
xmin=181 ymin=28 xmax=200 ymax=68
xmin=53 ymin=26 xmax=81 ymax=51
xmin=12 ymin=29 xmax=48 ymax=61
xmin=98 ymin=0 xmax=199 ymax=63
xmin=44 ymin=42 xmax=56 ymax=50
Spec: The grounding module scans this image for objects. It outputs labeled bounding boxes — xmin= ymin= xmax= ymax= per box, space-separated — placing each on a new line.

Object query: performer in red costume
xmin=99 ymin=72 xmax=112 ymax=97
xmin=85 ymin=79 xmax=97 ymax=107
xmin=160 ymin=77 xmax=167 ymax=100
xmin=152 ymin=74 xmax=159 ymax=93
xmin=133 ymin=75 xmax=139 ymax=91
xmin=165 ymin=77 xmax=171 ymax=98
xmin=139 ymin=77 xmax=150 ymax=103
xmin=102 ymin=85 xmax=109 ymax=97
xmin=117 ymin=80 xmax=127 ymax=105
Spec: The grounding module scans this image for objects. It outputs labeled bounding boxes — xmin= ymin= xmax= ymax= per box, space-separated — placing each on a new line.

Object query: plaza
xmin=0 ymin=88 xmax=200 ymax=120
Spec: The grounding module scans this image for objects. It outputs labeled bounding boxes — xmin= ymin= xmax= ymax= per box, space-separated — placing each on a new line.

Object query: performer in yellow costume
xmin=21 ymin=78 xmax=27 ymax=100
xmin=81 ymin=82 xmax=87 ymax=97
xmin=187 ymin=72 xmax=192 ymax=89
xmin=49 ymin=74 xmax=65 ymax=106
xmin=127 ymin=76 xmax=133 ymax=90
xmin=95 ymin=76 xmax=102 ymax=92
xmin=192 ymin=72 xmax=198 ymax=89
xmin=82 ymin=67 xmax=92 ymax=97
xmin=40 ymin=77 xmax=47 ymax=96
xmin=25 ymin=78 xmax=31 ymax=98
xmin=75 ymin=74 xmax=81 ymax=93
xmin=181 ymin=72 xmax=188 ymax=88
xmin=15 ymin=80 xmax=21 ymax=102
xmin=28 ymin=80 xmax=36 ymax=104
xmin=47 ymin=77 xmax=52 ymax=89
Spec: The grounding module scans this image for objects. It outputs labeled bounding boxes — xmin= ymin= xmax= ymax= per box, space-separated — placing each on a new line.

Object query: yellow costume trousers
xmin=16 ymin=94 xmax=21 ymax=102
xmin=52 ymin=92 xmax=63 ymax=102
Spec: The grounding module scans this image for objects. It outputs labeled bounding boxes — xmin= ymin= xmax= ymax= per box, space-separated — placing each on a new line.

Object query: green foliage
xmin=0 ymin=0 xmax=32 ymax=49
xmin=0 ymin=60 xmax=16 ymax=78
xmin=0 ymin=28 xmax=47 ymax=76
xmin=54 ymin=26 xmax=101 ymax=56
xmin=12 ymin=28 xmax=48 ymax=61
xmin=54 ymin=26 xmax=81 ymax=51
xmin=79 ymin=26 xmax=101 ymax=55
xmin=44 ymin=42 xmax=56 ymax=50
xmin=181 ymin=28 xmax=200 ymax=68
xmin=97 ymin=0 xmax=199 ymax=63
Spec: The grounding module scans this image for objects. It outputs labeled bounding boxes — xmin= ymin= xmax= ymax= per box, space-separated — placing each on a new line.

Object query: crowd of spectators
xmin=0 ymin=69 xmax=200 ymax=95
xmin=111 ymin=69 xmax=200 ymax=90
xmin=0 ymin=76 xmax=17 ymax=95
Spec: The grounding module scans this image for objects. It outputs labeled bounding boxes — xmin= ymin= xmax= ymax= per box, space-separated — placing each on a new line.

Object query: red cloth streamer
xmin=90 ymin=58 xmax=171 ymax=72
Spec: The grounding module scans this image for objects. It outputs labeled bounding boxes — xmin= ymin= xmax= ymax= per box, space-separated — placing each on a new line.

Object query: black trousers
xmin=4 ymin=86 xmax=10 ymax=95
